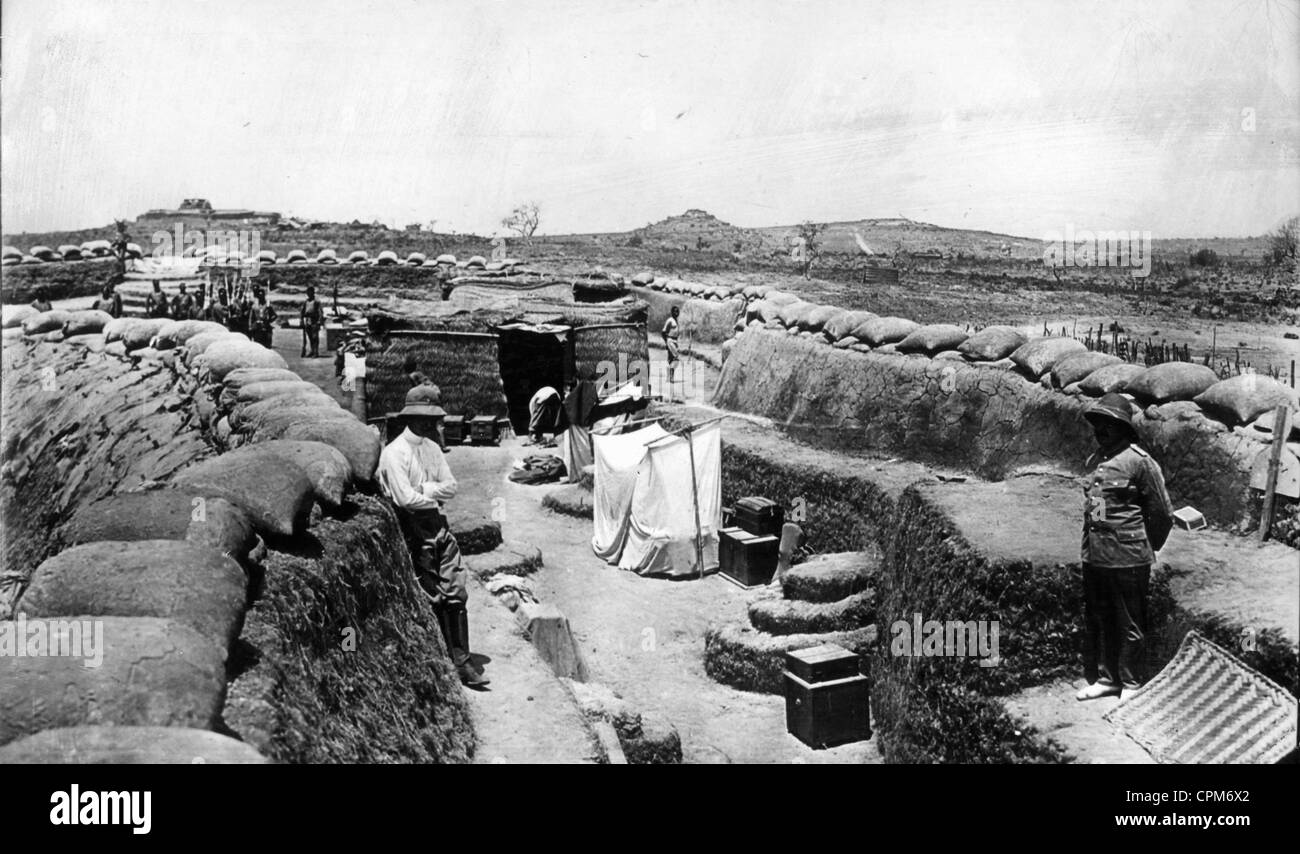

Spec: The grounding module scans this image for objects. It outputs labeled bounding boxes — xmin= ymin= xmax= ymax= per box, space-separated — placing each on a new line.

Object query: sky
xmin=2 ymin=0 xmax=1298 ymax=239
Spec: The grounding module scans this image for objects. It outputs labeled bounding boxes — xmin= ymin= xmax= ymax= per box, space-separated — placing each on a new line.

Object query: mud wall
xmin=714 ymin=327 xmax=1265 ymax=528
xmin=628 ymin=285 xmax=745 ymax=345
xmin=1 ymin=258 xmax=118 ymax=303
xmin=0 ymin=332 xmax=473 ymax=762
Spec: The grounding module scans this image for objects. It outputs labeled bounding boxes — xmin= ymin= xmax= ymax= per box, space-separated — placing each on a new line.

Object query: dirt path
xmin=492 ymin=439 xmax=881 ymax=764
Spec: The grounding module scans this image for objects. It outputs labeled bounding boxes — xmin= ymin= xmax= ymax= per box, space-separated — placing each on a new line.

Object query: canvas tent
xmin=591 ymin=420 xmax=722 ymax=579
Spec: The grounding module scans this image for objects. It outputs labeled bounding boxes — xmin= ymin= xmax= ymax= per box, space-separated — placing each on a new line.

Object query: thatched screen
xmin=366 ymin=309 xmax=512 ymax=420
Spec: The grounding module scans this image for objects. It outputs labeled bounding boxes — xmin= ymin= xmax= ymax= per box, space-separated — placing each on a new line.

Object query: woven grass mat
xmin=1104 ymin=631 xmax=1297 ymax=764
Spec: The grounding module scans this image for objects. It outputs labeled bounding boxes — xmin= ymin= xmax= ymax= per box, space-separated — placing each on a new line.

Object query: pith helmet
xmin=399 ymin=384 xmax=446 ymax=418
xmin=1084 ymin=392 xmax=1136 ymax=433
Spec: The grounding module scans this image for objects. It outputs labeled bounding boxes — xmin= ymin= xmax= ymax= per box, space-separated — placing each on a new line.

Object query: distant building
xmin=136 ymin=198 xmax=281 ymax=227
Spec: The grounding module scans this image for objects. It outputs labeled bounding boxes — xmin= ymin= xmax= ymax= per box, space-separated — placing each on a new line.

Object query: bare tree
xmin=1270 ymin=215 xmax=1297 ymax=263
xmin=502 ymin=202 xmax=541 ymax=243
xmin=794 ymin=220 xmax=827 ymax=279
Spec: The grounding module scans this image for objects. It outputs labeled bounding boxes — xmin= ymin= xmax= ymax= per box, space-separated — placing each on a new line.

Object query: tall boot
xmin=447 ymin=603 xmax=489 ymax=688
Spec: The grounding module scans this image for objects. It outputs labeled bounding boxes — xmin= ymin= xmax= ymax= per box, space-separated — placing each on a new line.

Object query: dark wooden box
xmin=784 ymin=643 xmax=862 ymax=684
xmin=443 ymin=415 xmax=466 ymax=445
xmin=719 ymin=527 xmax=778 ymax=588
xmin=469 ymin=415 xmax=498 ymax=445
xmin=784 ymin=670 xmax=871 ymax=749
xmin=733 ymin=496 xmax=785 ymax=539
xmin=494 ymin=416 xmax=514 ymax=441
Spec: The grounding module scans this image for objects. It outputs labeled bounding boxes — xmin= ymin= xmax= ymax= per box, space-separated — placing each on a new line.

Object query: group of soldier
xmin=90 ymin=278 xmax=327 ymax=356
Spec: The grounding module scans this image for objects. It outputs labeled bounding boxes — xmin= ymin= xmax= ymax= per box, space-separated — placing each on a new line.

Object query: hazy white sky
xmin=3 ymin=0 xmax=1298 ymax=238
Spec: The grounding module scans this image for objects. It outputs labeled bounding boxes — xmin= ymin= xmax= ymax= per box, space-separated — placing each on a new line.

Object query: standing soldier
xmin=377 ymin=385 xmax=490 ymax=688
xmin=146 ymin=280 xmax=170 ymax=318
xmin=300 ymin=285 xmax=324 ymax=357
xmin=171 ymin=282 xmax=195 ymax=321
xmin=1076 ymin=393 xmax=1174 ymax=701
xmin=249 ymin=289 xmax=278 ymax=349
xmin=204 ymin=288 xmax=231 ymax=327
xmin=228 ymin=287 xmax=252 ymax=336
xmin=662 ymin=305 xmax=682 ymax=401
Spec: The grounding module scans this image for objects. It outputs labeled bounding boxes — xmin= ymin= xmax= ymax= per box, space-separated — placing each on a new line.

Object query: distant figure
xmin=1076 ymin=393 xmax=1174 ymax=702
xmin=92 ymin=284 xmax=122 ymax=318
xmin=205 ymin=288 xmax=231 ymax=327
xmin=189 ymin=290 xmax=207 ymax=320
xmin=662 ymin=305 xmax=681 ymax=400
xmin=30 ymin=287 xmax=53 ymax=313
xmin=227 ymin=288 xmax=252 ymax=336
xmin=171 ymin=282 xmax=194 ymax=321
xmin=300 ymin=285 xmax=324 ymax=357
xmin=526 ymin=385 xmax=562 ymax=446
xmin=249 ymin=289 xmax=278 ymax=349
xmin=146 ymin=280 xmax=170 ymax=318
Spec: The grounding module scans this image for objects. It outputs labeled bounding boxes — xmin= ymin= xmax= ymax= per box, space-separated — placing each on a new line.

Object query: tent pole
xmin=685 ymin=426 xmax=704 ymax=580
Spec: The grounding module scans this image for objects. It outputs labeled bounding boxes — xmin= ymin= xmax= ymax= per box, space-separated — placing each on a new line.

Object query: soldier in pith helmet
xmin=1076 ymin=392 xmax=1174 ymax=701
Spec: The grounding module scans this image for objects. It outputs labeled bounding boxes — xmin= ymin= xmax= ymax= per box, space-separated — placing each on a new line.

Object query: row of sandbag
xmin=638 ymin=277 xmax=742 ymax=301
xmin=734 ymin=291 xmax=1299 ymax=430
xmin=0 ymin=312 xmax=382 ymax=759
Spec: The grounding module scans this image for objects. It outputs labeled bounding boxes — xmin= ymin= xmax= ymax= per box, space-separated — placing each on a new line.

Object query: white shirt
xmin=529 ymin=386 xmax=560 ymax=417
xmin=377 ymin=427 xmax=458 ymax=512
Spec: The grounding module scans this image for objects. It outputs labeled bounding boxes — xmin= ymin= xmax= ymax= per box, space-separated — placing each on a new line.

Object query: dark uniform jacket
xmin=1081 ymin=443 xmax=1175 ymax=568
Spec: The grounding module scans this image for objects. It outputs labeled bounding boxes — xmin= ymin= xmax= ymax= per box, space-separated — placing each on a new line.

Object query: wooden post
xmin=1258 ymin=404 xmax=1288 ymax=544
xmin=685 ymin=427 xmax=705 ymax=580
xmin=1291 ymin=359 xmax=1295 ymax=389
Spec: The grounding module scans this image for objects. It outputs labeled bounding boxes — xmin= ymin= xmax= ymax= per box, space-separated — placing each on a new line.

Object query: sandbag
xmin=764 ymin=290 xmax=799 ymax=306
xmin=777 ymin=300 xmax=811 ymax=328
xmin=197 ymin=338 xmax=289 ymax=380
xmin=222 ymin=379 xmax=331 ymax=409
xmin=232 ymin=401 xmax=350 ymax=435
xmin=173 ymin=449 xmax=316 ymax=536
xmin=222 ymin=367 xmax=303 ymax=390
xmin=17 ymin=540 xmax=248 ymax=652
xmin=744 ymin=299 xmax=767 ymax=323
xmin=61 ymin=309 xmax=114 ymax=337
xmin=799 ymin=305 xmax=840 ymax=333
xmin=720 ymin=337 xmax=735 ymax=365
xmin=0 ymin=617 xmax=226 ymax=745
xmin=1193 ymin=374 xmax=1299 ymax=425
xmin=822 ymin=310 xmax=876 ymax=342
xmin=1077 ymin=362 xmax=1146 ymax=396
xmin=832 ymin=336 xmax=860 ymax=349
xmin=0 ymin=726 xmax=269 ymax=764
xmin=630 ymin=271 xmax=654 ymax=285
xmin=62 ymin=489 xmax=258 ymax=560
xmin=757 ymin=301 xmax=784 ymax=324
xmin=1125 ymin=362 xmax=1220 ymax=404
xmin=957 ymin=325 xmax=1028 ymax=362
xmin=275 ymin=419 xmax=382 ymax=482
xmin=895 ymin=323 xmax=969 ymax=355
xmin=1051 ymin=351 xmax=1123 ymax=389
xmin=742 ymin=285 xmax=760 ymax=299
xmin=155 ymin=320 xmax=228 ymax=349
xmin=21 ymin=310 xmax=70 ymax=336
xmin=852 ymin=316 xmax=919 ymax=347
xmin=225 ymin=440 xmax=351 ymax=507
xmin=1009 ymin=337 xmax=1087 ymax=377
xmin=184 ymin=331 xmax=246 ymax=365
xmin=2 ymin=305 xmax=38 ymax=329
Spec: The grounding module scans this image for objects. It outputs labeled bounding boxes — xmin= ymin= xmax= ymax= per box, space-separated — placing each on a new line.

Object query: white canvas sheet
xmin=591 ymin=423 xmax=667 ymax=563
xmin=592 ymin=422 xmax=721 ymax=578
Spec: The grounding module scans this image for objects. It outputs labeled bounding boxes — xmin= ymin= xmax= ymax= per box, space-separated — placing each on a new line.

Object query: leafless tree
xmin=502 ymin=202 xmax=541 ymax=242
xmin=794 ymin=220 xmax=827 ymax=279
xmin=1270 ymin=215 xmax=1297 ymax=263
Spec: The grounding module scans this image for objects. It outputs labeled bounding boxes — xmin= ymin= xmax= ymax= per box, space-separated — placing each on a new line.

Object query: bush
xmin=1190 ymin=248 xmax=1219 ymax=267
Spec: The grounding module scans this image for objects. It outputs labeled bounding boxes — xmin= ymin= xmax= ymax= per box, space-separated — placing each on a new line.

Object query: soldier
xmin=300 ymin=285 xmax=324 ymax=357
xmin=249 ymin=289 xmax=278 ymax=349
xmin=171 ymin=282 xmax=194 ymax=320
xmin=145 ymin=280 xmax=170 ymax=318
xmin=1076 ymin=392 xmax=1174 ymax=701
xmin=92 ymin=283 xmax=122 ymax=318
xmin=30 ymin=287 xmax=53 ymax=313
xmin=662 ymin=305 xmax=681 ymax=400
xmin=204 ymin=288 xmax=231 ymax=327
xmin=377 ymin=385 xmax=489 ymax=688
